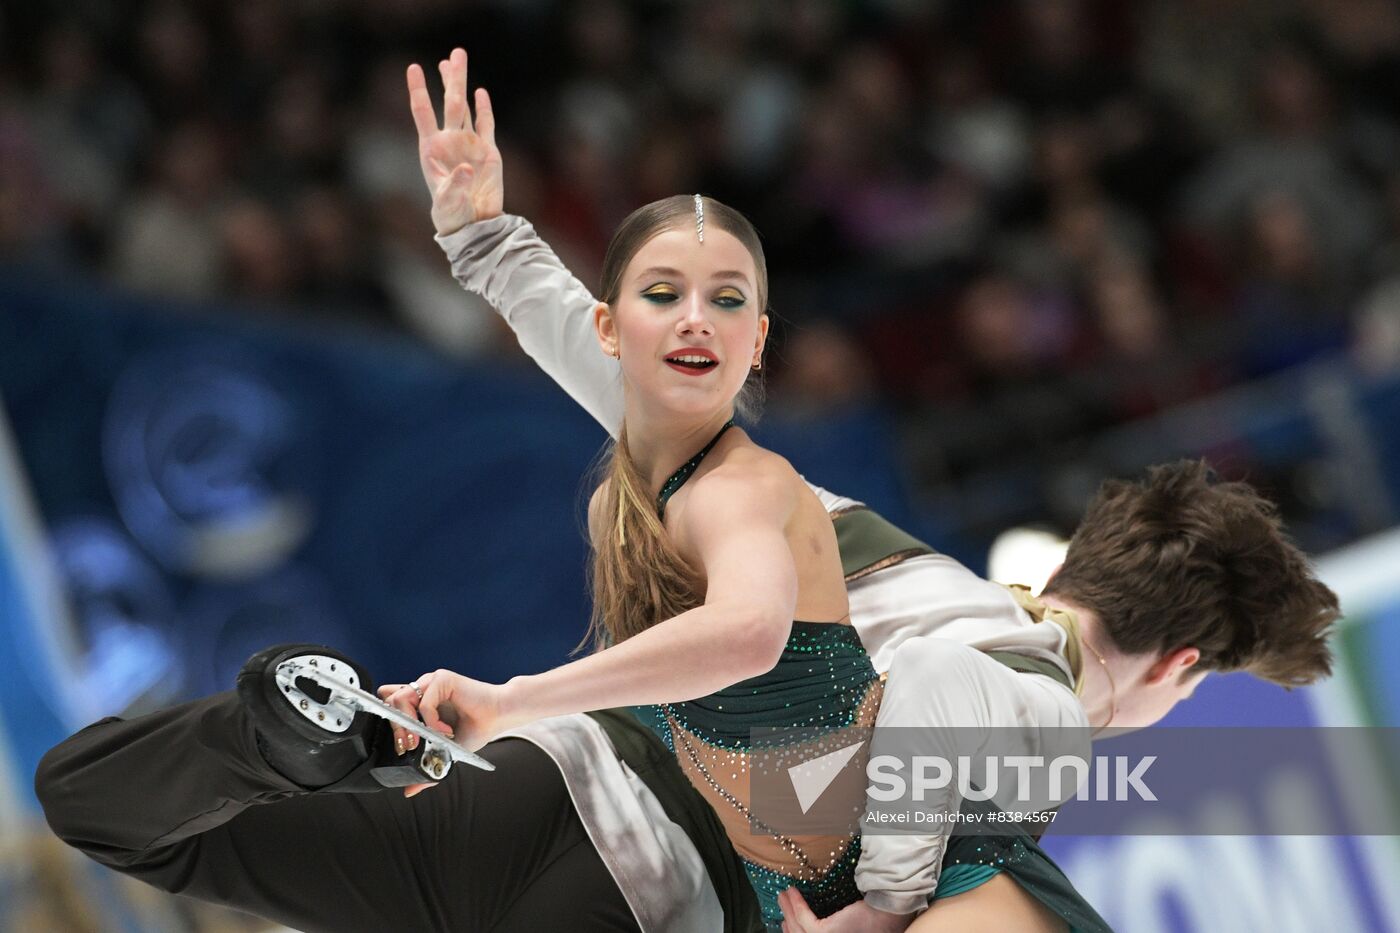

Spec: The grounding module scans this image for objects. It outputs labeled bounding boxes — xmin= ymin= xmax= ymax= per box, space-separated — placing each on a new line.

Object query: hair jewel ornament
xmin=694 ymin=194 xmax=705 ymax=243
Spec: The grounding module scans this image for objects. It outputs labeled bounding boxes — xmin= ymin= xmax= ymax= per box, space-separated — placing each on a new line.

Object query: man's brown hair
xmin=1043 ymin=460 xmax=1338 ymax=687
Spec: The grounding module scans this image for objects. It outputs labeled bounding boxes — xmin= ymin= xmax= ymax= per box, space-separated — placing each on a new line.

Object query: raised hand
xmin=406 ymin=47 xmax=504 ymax=236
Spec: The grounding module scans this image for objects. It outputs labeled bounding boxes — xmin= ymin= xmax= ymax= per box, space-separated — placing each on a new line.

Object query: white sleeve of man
xmin=435 ymin=215 xmax=624 ymax=437
xmin=856 ymin=637 xmax=1089 ymax=916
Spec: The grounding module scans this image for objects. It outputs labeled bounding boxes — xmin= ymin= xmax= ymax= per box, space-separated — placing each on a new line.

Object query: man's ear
xmin=1147 ymin=646 xmax=1201 ymax=684
xmin=594 ymin=302 xmax=618 ymax=358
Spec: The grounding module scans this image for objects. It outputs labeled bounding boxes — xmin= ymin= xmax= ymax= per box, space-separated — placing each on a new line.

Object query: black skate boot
xmin=237 ymin=643 xmax=491 ymax=792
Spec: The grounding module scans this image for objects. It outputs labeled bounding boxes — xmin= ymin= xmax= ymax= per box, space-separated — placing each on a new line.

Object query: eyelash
xmin=642 ymin=289 xmax=745 ymax=308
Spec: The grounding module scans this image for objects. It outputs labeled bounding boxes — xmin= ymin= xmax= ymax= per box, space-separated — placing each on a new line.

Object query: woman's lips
xmin=663 ymin=347 xmax=718 ymax=376
xmin=664 ymin=359 xmax=718 ymax=377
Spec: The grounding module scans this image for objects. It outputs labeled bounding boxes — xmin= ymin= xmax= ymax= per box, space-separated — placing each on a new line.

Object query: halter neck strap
xmin=656 ymin=419 xmax=735 ymax=519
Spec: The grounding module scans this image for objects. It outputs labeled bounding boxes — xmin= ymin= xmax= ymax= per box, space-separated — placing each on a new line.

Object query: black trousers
xmin=34 ymin=691 xmax=643 ymax=933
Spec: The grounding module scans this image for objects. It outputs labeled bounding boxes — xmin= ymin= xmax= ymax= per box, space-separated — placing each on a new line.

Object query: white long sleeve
xmin=435 ymin=215 xmax=624 ymax=436
xmin=855 ymin=636 xmax=1089 ymax=915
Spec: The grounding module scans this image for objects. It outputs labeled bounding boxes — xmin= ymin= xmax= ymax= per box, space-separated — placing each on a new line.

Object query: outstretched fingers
xmin=474 ymin=87 xmax=496 ymax=145
xmin=406 ymin=63 xmax=439 ymax=138
xmin=440 ymin=48 xmax=469 ymax=131
xmin=409 ymin=49 xmax=492 ymax=148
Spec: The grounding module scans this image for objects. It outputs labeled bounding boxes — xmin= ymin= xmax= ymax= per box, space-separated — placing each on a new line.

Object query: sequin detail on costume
xmin=631 ymin=621 xmax=882 ymax=927
xmin=939 ymin=830 xmax=1115 ymax=932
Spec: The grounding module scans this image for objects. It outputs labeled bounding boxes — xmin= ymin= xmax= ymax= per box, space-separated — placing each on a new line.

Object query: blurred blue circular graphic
xmin=103 ymin=350 xmax=318 ymax=579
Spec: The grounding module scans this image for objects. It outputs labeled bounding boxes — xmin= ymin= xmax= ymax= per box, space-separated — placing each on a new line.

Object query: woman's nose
xmin=677 ymin=295 xmax=714 ymax=335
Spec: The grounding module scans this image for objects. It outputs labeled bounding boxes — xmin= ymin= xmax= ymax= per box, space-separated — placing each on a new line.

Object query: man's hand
xmin=779 ymin=888 xmax=916 ymax=933
xmin=405 ymin=47 xmax=504 ymax=235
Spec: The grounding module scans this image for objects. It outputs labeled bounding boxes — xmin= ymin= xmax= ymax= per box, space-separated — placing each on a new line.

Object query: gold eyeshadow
xmin=639 ymin=283 xmax=746 ymax=306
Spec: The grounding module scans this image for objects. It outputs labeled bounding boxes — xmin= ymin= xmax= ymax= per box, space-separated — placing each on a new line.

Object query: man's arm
xmin=856 ymin=636 xmax=1089 ymax=916
xmin=436 ymin=215 xmax=624 ymax=435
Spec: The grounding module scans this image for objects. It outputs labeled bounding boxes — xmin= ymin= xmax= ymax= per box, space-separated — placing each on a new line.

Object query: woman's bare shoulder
xmin=692 ymin=445 xmax=803 ymax=506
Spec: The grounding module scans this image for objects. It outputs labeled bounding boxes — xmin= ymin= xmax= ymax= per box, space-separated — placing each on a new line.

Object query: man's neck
xmin=1039 ymin=592 xmax=1120 ymax=732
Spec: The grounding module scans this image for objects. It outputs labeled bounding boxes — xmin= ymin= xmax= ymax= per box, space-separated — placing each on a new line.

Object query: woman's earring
xmin=751 ymin=358 xmax=762 ymax=371
xmin=610 ymin=345 xmax=620 ymax=359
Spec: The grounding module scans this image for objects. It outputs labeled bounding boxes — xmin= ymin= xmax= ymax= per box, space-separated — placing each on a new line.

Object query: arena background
xmin=3 ymin=1 xmax=1400 ymax=930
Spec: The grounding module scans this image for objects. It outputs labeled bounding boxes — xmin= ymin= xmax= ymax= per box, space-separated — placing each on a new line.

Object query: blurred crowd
xmin=5 ymin=0 xmax=1400 ymax=491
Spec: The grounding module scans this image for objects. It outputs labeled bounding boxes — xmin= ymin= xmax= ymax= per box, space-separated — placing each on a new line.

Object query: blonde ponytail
xmin=582 ymin=428 xmax=704 ymax=652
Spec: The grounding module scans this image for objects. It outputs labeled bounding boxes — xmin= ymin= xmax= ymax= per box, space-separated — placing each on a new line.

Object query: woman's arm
xmin=404 ymin=462 xmax=800 ymax=746
xmin=910 ymin=874 xmax=1068 ymax=933
xmin=435 ymin=217 xmax=623 ymax=434
xmin=504 ymin=467 xmax=797 ymax=714
xmin=410 ymin=48 xmax=624 ymax=435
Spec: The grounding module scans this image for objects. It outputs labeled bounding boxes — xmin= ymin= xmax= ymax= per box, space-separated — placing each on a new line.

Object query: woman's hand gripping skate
xmin=379 ymin=670 xmax=511 ymax=797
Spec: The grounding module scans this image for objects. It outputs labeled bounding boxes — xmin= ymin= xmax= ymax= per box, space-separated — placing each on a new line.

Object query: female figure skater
xmin=404 ymin=185 xmax=887 ymax=922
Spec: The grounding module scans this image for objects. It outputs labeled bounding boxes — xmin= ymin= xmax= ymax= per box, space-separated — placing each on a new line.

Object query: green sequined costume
xmin=630 ymin=621 xmax=881 ymax=926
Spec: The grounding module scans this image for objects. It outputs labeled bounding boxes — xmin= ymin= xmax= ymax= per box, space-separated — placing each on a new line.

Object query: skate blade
xmin=276 ymin=657 xmax=496 ymax=774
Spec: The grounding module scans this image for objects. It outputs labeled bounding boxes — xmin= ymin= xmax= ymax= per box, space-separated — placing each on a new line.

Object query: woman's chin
xmin=643 ymin=386 xmax=734 ymax=420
